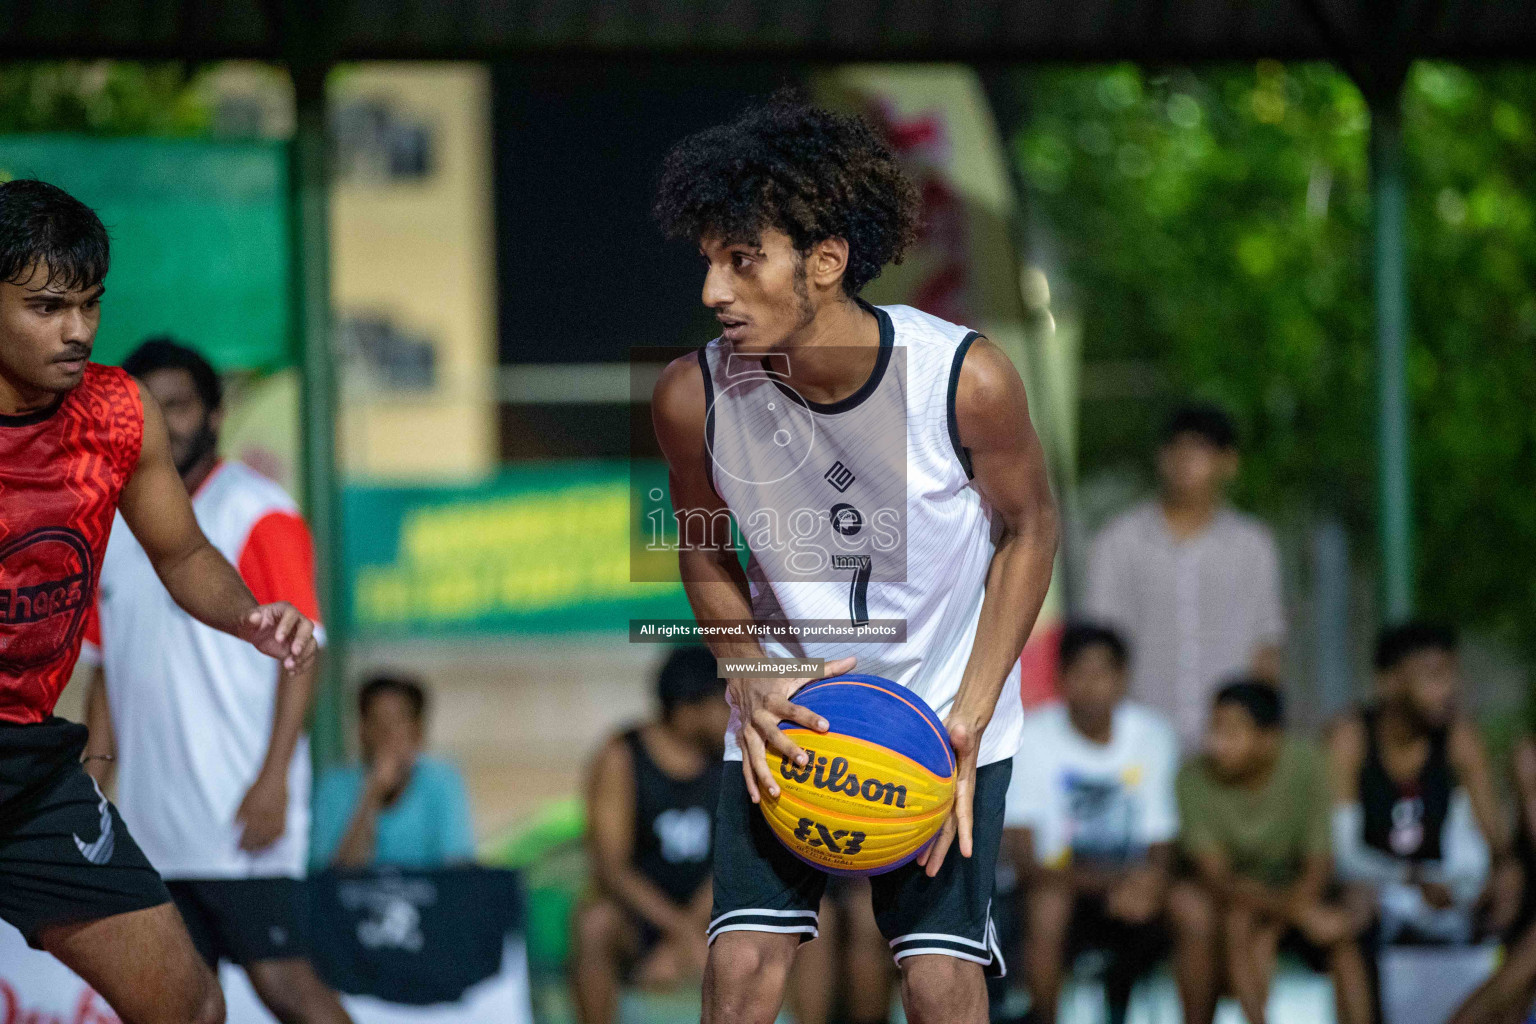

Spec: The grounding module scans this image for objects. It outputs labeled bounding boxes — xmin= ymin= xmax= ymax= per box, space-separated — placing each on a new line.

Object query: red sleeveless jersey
xmin=0 ymin=364 xmax=143 ymax=723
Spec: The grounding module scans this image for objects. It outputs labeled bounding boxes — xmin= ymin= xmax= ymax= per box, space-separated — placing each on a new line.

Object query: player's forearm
xmin=950 ymin=509 xmax=1057 ymax=729
xmin=678 ymin=547 xmax=764 ymax=661
xmin=258 ymin=657 xmax=317 ymax=783
xmin=154 ymin=540 xmax=258 ymax=636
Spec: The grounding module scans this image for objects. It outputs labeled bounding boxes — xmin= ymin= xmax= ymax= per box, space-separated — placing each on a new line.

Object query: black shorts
xmin=167 ymin=877 xmax=312 ymax=968
xmin=708 ymin=757 xmax=1011 ymax=977
xmin=0 ymin=717 xmax=170 ymax=946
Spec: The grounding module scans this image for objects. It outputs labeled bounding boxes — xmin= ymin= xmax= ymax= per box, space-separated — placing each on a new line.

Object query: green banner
xmin=344 ymin=461 xmax=690 ymax=638
xmin=0 ymin=135 xmax=291 ymax=370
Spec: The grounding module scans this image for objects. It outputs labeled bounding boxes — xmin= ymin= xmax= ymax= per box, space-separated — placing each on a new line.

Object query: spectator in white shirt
xmin=1085 ymin=403 xmax=1285 ymax=749
xmin=1003 ymin=623 xmax=1180 ymax=1024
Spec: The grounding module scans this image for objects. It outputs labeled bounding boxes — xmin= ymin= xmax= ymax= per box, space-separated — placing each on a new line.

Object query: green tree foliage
xmin=0 ymin=62 xmax=210 ymax=134
xmin=1014 ymin=61 xmax=1536 ymax=650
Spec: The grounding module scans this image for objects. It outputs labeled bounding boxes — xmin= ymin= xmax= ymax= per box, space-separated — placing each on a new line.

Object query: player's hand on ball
xmin=733 ymin=655 xmax=857 ymax=804
xmin=235 ymin=770 xmax=289 ymax=851
xmin=241 ymin=602 xmax=317 ymax=671
xmin=917 ymin=716 xmax=979 ymax=877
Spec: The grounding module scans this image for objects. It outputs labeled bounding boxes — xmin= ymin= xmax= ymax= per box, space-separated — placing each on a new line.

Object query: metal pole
xmin=1369 ymin=85 xmax=1413 ymax=622
xmin=290 ymin=64 xmax=346 ymax=770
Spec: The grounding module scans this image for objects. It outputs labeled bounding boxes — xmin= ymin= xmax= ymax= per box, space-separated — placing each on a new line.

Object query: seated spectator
xmin=788 ymin=878 xmax=894 ymax=1024
xmin=570 ymin=647 xmax=728 ymax=1024
xmin=311 ymin=674 xmax=476 ymax=869
xmin=1172 ymin=679 xmax=1373 ymax=1024
xmin=1002 ymin=623 xmax=1179 ymax=1024
xmin=1446 ymin=732 xmax=1536 ymax=1024
xmin=1328 ymin=622 xmax=1516 ymax=946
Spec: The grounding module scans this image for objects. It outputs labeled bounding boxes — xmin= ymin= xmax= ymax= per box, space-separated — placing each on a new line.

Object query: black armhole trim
xmin=696 ymin=346 xmax=723 ymax=500
xmin=947 ymin=332 xmax=980 ymax=479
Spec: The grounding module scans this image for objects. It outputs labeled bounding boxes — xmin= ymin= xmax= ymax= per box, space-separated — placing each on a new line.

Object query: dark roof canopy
xmin=4 ymin=0 xmax=1535 ymax=65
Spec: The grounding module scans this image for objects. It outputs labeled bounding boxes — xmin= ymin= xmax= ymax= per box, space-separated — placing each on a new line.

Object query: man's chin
xmin=725 ymin=332 xmax=779 ymax=354
xmin=30 ymin=364 xmax=85 ymax=396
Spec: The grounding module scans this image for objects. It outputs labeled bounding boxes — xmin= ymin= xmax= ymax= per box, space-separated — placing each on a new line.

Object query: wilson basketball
xmin=760 ymin=674 xmax=956 ymax=876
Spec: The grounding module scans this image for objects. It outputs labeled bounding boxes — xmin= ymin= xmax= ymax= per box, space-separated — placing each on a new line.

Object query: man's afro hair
xmin=653 ymin=92 xmax=921 ymax=296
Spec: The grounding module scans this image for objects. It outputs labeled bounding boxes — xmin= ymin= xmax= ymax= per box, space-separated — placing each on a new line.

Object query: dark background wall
xmin=493 ymin=61 xmax=796 ymax=366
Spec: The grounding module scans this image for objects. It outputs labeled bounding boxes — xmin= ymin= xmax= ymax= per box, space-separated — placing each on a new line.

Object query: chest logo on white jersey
xmin=823 ymin=461 xmax=856 ymax=492
xmin=830 ymin=503 xmax=862 ymax=535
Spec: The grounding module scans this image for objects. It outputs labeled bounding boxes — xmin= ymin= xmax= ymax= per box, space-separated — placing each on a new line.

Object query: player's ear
xmin=807 ymin=237 xmax=849 ymax=292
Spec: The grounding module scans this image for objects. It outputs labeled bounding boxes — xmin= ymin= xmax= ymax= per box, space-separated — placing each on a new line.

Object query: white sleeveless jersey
xmin=81 ymin=462 xmax=317 ymax=879
xmin=699 ymin=302 xmax=1022 ymax=767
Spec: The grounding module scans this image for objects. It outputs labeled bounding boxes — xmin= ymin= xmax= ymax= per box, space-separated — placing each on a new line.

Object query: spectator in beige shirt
xmin=1085 ymin=404 xmax=1285 ymax=749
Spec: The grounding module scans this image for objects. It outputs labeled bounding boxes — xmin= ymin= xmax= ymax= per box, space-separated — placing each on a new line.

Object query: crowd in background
xmin=87 ymin=332 xmax=1530 ymax=1024
xmin=569 ymin=402 xmax=1536 ymax=1024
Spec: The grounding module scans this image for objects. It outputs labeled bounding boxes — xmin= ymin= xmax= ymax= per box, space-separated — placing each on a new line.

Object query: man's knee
xmin=1168 ymin=881 xmax=1216 ymax=942
xmin=899 ymin=954 xmax=986 ymax=1024
xmin=246 ymin=958 xmax=342 ymax=1024
xmin=705 ymin=931 xmax=798 ymax=1022
xmin=190 ymin=965 xmax=226 ymax=1024
xmin=573 ymin=898 xmax=628 ymax=960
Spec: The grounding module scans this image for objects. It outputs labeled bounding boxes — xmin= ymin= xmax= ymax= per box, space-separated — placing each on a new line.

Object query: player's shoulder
xmin=201 ymin=462 xmax=303 ymax=541
xmin=1018 ymin=701 xmax=1071 ymax=741
xmin=81 ymin=361 xmax=134 ymax=393
xmin=1116 ymin=701 xmax=1177 ymax=748
xmin=877 ymin=303 xmax=976 ymax=350
xmin=413 ymin=754 xmax=466 ymax=790
xmin=1096 ymin=501 xmax=1161 ymax=546
xmin=66 ymin=361 xmax=141 ymax=418
xmin=1214 ymin=505 xmax=1278 ymax=547
xmin=213 ymin=461 xmax=300 ymax=511
xmin=652 ymin=347 xmax=713 ymax=445
xmin=71 ymin=364 xmax=145 ymax=470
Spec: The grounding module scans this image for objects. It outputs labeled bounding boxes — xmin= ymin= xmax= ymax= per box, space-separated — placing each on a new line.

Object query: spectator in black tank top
xmin=1326 ymin=622 xmax=1518 ymax=947
xmin=570 ymin=646 xmax=728 ymax=1024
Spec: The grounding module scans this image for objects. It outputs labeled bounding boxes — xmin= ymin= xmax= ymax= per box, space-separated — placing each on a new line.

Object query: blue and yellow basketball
xmin=760 ymin=674 xmax=955 ymax=877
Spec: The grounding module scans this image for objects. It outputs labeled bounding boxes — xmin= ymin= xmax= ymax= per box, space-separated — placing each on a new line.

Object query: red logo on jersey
xmin=0 ymin=528 xmax=93 ymax=672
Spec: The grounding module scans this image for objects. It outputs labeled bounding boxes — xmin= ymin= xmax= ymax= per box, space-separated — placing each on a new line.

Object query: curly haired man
xmin=650 ymin=94 xmax=1059 ymax=1024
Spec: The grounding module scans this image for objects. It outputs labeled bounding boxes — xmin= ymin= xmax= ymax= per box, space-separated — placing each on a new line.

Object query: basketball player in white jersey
xmin=80 ymin=339 xmax=353 ymax=1024
xmin=651 ymin=95 xmax=1058 ymax=1024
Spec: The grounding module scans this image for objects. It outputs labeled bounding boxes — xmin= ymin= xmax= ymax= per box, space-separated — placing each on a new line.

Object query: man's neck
xmin=1159 ymin=493 xmax=1220 ymax=540
xmin=0 ymin=371 xmax=57 ymax=417
xmin=772 ymin=296 xmax=881 ymax=406
xmin=1068 ymin=706 xmax=1114 ymax=746
xmin=180 ymin=452 xmax=220 ymax=496
xmin=1376 ymin=702 xmax=1427 ymax=749
xmin=1233 ymin=747 xmax=1280 ymax=791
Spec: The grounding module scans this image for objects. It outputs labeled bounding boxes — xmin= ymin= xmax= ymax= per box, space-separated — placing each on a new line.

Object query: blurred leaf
xmin=1013 ymin=60 xmax=1536 ymax=656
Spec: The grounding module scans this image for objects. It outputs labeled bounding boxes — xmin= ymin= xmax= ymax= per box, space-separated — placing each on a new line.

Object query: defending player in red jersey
xmin=0 ymin=178 xmax=316 ymax=1024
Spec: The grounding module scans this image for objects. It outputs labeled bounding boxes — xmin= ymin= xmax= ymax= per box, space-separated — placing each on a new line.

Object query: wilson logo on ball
xmin=779 ymin=750 xmax=908 ymax=808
